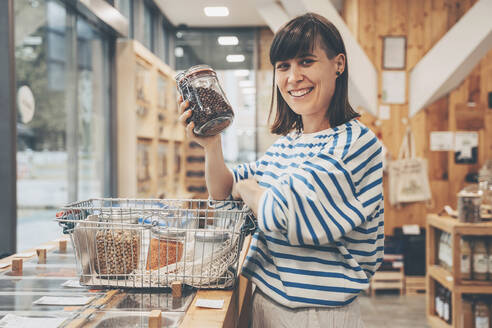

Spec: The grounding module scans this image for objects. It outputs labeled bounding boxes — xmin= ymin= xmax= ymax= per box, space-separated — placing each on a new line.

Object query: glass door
xmin=14 ymin=0 xmax=112 ymax=251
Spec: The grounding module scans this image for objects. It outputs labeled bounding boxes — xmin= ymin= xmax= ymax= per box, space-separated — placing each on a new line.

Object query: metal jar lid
xmin=195 ymin=229 xmax=229 ymax=243
xmin=457 ymin=190 xmax=483 ymax=198
xmin=151 ymin=227 xmax=186 ymax=241
xmin=184 ymin=64 xmax=216 ymax=80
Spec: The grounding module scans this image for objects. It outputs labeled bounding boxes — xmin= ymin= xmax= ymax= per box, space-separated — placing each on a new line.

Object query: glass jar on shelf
xmin=457 ymin=188 xmax=482 ymax=223
xmin=474 ymin=298 xmax=490 ymax=328
xmin=472 ymin=238 xmax=488 ymax=281
xmin=460 ymin=237 xmax=472 ymax=280
xmin=176 ymin=65 xmax=234 ymax=137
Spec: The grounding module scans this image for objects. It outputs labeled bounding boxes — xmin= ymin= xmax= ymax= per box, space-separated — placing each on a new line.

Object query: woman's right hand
xmin=177 ymin=95 xmax=220 ymax=149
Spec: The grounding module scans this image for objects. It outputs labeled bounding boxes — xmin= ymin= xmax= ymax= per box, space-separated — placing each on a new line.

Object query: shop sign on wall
xmin=430 ymin=131 xmax=454 ymax=151
xmin=455 ymin=131 xmax=478 ymax=164
xmin=17 ymin=85 xmax=35 ymax=124
xmin=430 ymin=131 xmax=478 ymax=164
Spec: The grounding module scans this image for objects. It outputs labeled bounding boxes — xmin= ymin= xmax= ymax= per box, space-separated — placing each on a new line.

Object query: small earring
xmin=336 ymin=71 xmax=341 ymax=76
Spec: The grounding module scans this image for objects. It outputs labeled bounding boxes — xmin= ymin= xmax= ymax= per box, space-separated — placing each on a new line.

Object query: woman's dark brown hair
xmin=268 ymin=13 xmax=360 ymax=135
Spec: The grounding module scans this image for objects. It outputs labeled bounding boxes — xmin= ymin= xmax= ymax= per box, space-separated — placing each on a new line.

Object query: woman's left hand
xmin=232 ymin=179 xmax=257 ymax=199
xmin=231 ymin=180 xmax=242 ymax=200
xmin=231 ymin=180 xmax=266 ymax=217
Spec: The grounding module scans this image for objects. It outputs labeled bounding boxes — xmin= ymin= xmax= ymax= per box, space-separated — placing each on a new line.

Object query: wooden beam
xmin=255 ymin=2 xmax=290 ymax=33
xmin=409 ymin=0 xmax=492 ymax=117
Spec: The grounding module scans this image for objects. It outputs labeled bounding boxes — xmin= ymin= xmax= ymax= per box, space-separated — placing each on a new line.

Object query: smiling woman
xmin=177 ymin=12 xmax=384 ymax=328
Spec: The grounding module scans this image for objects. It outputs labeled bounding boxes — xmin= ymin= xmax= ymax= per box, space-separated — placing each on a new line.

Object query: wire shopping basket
xmin=56 ymin=198 xmax=255 ymax=290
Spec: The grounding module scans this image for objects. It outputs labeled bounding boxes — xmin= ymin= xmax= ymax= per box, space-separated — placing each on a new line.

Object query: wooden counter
xmin=180 ymin=235 xmax=252 ymax=328
xmin=0 ymin=235 xmax=252 ymax=328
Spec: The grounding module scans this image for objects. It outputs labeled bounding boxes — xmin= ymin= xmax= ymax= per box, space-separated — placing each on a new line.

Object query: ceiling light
xmin=218 ymin=36 xmax=238 ymax=46
xmin=226 ymin=54 xmax=245 ymax=63
xmin=174 ymin=47 xmax=184 ymax=57
xmin=204 ymin=6 xmax=229 ymax=17
xmin=234 ymin=70 xmax=250 ymax=77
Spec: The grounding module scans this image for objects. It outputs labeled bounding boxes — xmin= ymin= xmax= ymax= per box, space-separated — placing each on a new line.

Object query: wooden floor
xmin=360 ymin=292 xmax=430 ymax=328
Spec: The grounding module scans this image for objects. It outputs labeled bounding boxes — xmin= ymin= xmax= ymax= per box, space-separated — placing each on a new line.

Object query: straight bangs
xmin=269 ymin=20 xmax=319 ymax=64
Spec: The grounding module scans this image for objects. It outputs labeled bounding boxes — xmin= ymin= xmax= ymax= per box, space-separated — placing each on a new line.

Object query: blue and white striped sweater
xmin=233 ymin=119 xmax=384 ymax=308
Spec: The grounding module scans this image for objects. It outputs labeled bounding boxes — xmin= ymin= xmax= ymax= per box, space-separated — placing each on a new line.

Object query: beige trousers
xmin=251 ymin=288 xmax=365 ymax=328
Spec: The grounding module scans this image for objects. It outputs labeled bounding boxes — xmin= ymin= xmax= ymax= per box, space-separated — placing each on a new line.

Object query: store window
xmin=143 ymin=2 xmax=154 ymax=51
xmin=14 ymin=0 xmax=112 ymax=251
xmin=174 ymin=29 xmax=257 ymax=166
xmin=161 ymin=22 xmax=169 ymax=64
xmin=115 ymin=0 xmax=133 ymax=38
xmin=76 ymin=17 xmax=111 ymax=200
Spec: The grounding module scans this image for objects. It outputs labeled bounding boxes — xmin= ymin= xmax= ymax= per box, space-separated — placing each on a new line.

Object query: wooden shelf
xmin=427 ymin=314 xmax=452 ymax=328
xmin=457 ymin=281 xmax=492 ymax=294
xmin=427 ymin=214 xmax=492 ymax=327
xmin=428 ymin=266 xmax=454 ymax=291
xmin=427 ymin=214 xmax=492 ymax=235
xmin=116 ymin=40 xmax=186 ymax=198
xmin=429 ymin=265 xmax=492 ymax=293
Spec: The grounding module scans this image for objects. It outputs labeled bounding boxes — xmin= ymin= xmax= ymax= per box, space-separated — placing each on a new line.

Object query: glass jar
xmin=460 ymin=237 xmax=472 ymax=280
xmin=457 ymin=190 xmax=482 ymax=223
xmin=473 ymin=238 xmax=488 ymax=281
xmin=176 ymin=65 xmax=234 ymax=136
xmin=146 ymin=228 xmax=185 ymax=270
xmin=474 ymin=299 xmax=490 ymax=328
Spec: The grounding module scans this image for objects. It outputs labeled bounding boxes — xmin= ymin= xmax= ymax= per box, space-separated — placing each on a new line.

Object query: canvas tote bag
xmin=388 ymin=127 xmax=432 ymax=205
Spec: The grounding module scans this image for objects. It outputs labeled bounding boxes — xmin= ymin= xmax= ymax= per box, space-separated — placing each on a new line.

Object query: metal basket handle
xmin=241 ymin=211 xmax=257 ymax=236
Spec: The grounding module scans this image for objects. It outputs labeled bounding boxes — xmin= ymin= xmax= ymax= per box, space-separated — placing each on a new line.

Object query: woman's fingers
xmin=178 ymin=109 xmax=192 ymax=125
xmin=179 ymin=99 xmax=189 ymax=114
xmin=185 ymin=121 xmax=195 ymax=138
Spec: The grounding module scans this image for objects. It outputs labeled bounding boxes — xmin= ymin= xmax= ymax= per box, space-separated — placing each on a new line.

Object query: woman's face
xmin=275 ymin=43 xmax=344 ymax=124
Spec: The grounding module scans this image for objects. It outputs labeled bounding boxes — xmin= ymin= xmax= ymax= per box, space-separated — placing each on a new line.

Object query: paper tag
xmin=402 ymin=224 xmax=420 ymax=235
xmin=195 ymin=298 xmax=224 ymax=309
xmin=392 ymin=261 xmax=403 ymax=268
xmin=33 ymin=296 xmax=94 ymax=306
xmin=378 ymin=105 xmax=390 ymax=120
xmin=14 ymin=252 xmax=36 ymax=258
xmin=61 ymin=280 xmax=83 ymax=288
xmin=0 ymin=314 xmax=66 ymax=328
xmin=430 ymin=131 xmax=454 ymax=151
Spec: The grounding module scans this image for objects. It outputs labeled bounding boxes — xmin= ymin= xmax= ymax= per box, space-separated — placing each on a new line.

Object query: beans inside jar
xmin=176 ymin=65 xmax=234 ymax=137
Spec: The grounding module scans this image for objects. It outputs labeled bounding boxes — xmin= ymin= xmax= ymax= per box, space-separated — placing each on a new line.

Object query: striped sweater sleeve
xmin=258 ymin=143 xmax=383 ymax=246
xmin=232 ymin=160 xmax=259 ymax=183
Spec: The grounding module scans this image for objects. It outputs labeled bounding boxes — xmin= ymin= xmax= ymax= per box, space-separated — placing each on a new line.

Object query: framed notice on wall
xmin=382 ymin=71 xmax=406 ymax=104
xmin=454 ymin=132 xmax=478 ymax=164
xmin=383 ymin=36 xmax=406 ymax=70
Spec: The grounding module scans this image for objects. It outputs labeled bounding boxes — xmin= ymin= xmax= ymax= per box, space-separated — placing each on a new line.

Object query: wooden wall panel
xmin=407 ymin=0 xmax=425 ymax=70
xmin=389 ymin=0 xmax=408 ymax=35
xmin=343 ymin=0 xmax=359 ymax=38
xmin=357 ymin=0 xmax=377 ymax=65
